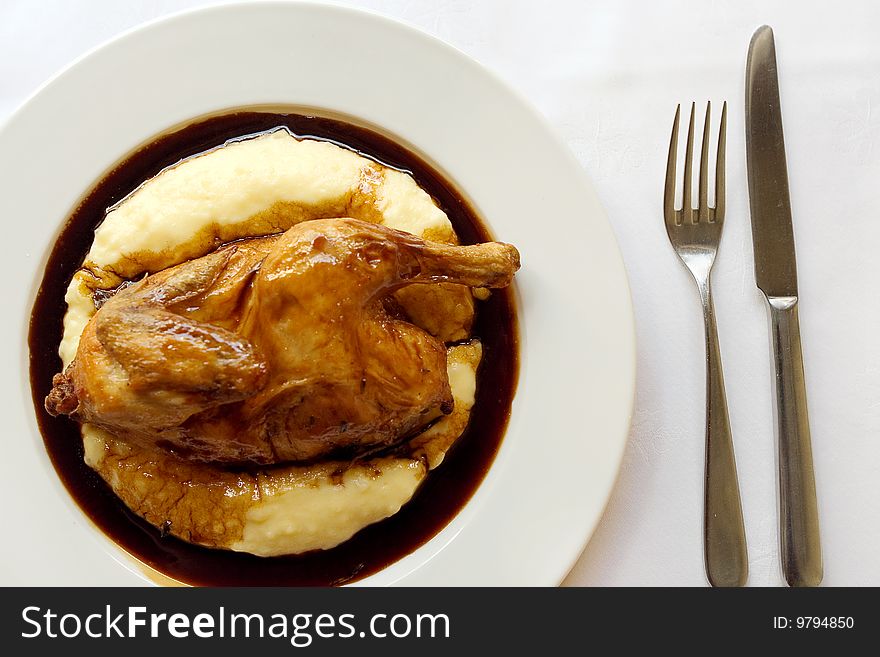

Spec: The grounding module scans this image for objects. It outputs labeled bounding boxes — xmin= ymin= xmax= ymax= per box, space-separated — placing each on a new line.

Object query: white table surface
xmin=3 ymin=0 xmax=878 ymax=587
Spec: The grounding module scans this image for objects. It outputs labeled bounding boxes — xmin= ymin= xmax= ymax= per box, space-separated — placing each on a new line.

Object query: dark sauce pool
xmin=28 ymin=111 xmax=519 ymax=586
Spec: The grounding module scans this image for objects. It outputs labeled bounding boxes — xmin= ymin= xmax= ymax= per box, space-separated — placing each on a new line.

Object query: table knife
xmin=745 ymin=25 xmax=822 ymax=587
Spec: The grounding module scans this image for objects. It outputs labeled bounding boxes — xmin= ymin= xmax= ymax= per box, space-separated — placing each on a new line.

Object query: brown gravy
xmin=28 ymin=111 xmax=518 ymax=586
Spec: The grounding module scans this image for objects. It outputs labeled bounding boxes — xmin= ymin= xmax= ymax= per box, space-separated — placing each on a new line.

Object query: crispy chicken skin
xmin=47 ymin=218 xmax=519 ymax=464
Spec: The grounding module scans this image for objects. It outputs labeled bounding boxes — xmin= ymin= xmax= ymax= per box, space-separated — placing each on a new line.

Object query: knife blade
xmin=745 ymin=25 xmax=797 ymax=298
xmin=745 ymin=25 xmax=822 ymax=587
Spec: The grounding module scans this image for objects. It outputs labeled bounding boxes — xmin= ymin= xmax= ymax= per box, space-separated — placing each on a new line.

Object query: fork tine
xmin=714 ymin=101 xmax=727 ymax=222
xmin=682 ymin=102 xmax=695 ymax=223
xmin=698 ymin=101 xmax=711 ymax=222
xmin=664 ymin=104 xmax=680 ymax=227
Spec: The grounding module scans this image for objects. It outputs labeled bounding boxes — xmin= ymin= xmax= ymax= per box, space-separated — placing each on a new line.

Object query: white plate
xmin=0 ymin=1 xmax=634 ymax=586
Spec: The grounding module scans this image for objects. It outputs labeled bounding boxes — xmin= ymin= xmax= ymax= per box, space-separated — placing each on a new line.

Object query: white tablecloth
xmin=3 ymin=0 xmax=877 ymax=586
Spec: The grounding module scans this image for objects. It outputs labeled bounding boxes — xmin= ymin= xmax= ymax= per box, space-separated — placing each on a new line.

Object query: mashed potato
xmin=62 ymin=129 xmax=482 ymax=556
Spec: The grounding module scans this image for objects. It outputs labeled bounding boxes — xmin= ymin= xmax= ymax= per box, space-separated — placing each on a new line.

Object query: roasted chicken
xmin=47 ymin=218 xmax=519 ymax=464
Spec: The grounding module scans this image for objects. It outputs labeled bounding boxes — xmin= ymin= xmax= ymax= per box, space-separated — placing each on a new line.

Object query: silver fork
xmin=664 ymin=101 xmax=748 ymax=587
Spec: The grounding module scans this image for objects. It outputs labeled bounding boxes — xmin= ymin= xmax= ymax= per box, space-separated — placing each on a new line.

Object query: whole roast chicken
xmin=46 ymin=218 xmax=519 ymax=464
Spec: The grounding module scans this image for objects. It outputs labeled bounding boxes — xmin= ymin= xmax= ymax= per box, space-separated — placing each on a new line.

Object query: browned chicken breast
xmin=47 ymin=218 xmax=519 ymax=464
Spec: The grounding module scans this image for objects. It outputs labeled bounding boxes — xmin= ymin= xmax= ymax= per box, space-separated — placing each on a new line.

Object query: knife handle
xmin=768 ymin=297 xmax=823 ymax=587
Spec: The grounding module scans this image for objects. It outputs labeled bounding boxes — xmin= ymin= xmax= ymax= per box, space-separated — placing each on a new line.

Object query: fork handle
xmin=767 ymin=297 xmax=823 ymax=587
xmin=701 ymin=283 xmax=748 ymax=587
